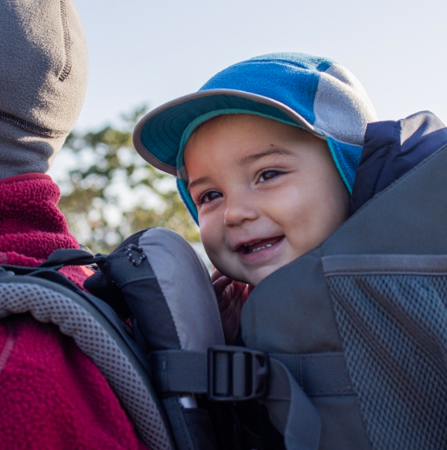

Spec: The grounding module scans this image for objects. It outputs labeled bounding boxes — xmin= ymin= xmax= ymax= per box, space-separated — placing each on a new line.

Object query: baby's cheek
xmin=199 ymin=216 xmax=237 ymax=278
xmin=199 ymin=225 xmax=221 ymax=263
xmin=203 ymin=242 xmax=233 ymax=281
xmin=205 ymin=246 xmax=226 ymax=275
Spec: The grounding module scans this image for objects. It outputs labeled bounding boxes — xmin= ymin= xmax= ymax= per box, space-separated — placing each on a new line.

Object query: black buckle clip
xmin=207 ymin=345 xmax=269 ymax=401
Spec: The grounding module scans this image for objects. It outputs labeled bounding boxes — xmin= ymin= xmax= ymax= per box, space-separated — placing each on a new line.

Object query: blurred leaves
xmin=57 ymin=106 xmax=200 ymax=253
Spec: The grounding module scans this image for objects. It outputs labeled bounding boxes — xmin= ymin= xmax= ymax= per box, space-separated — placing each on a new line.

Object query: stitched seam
xmin=309 ymin=388 xmax=354 ymax=397
xmin=370 ymin=121 xmax=400 ymax=197
xmin=0 ymin=320 xmax=16 ymax=376
xmin=370 ymin=143 xmax=390 ymax=197
xmin=231 ymin=58 xmax=333 ymax=72
xmin=58 ymin=0 xmax=72 ymax=82
xmin=0 ymin=110 xmax=68 ymax=138
xmin=326 ymin=270 xmax=447 ymax=277
xmin=143 ymin=258 xmax=184 ymax=350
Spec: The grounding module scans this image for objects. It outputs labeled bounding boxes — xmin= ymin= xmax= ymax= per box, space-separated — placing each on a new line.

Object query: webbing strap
xmin=152 ymin=351 xmax=208 ymax=394
xmin=150 ymin=349 xmax=354 ymax=398
xmin=268 ymin=359 xmax=321 ymax=450
xmin=270 ymin=352 xmax=354 ymax=397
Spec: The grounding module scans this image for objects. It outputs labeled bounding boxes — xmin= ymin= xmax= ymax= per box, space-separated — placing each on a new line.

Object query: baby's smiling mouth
xmin=239 ymin=236 xmax=284 ymax=254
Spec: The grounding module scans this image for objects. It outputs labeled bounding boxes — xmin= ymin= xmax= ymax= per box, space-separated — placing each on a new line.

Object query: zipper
xmin=58 ymin=0 xmax=72 ymax=82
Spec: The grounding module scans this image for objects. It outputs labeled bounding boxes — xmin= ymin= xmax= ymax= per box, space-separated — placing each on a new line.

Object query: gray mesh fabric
xmin=325 ymin=269 xmax=447 ymax=449
xmin=0 ymin=282 xmax=173 ymax=450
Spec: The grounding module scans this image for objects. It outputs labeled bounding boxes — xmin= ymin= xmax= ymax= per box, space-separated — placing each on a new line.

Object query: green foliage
xmin=57 ymin=106 xmax=200 ymax=253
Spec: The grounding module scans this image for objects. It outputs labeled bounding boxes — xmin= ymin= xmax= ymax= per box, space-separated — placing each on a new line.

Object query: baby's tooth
xmin=248 ymin=242 xmax=277 ymax=253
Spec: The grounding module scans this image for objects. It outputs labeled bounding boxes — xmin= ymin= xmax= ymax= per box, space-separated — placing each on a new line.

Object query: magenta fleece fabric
xmin=0 ymin=173 xmax=148 ymax=450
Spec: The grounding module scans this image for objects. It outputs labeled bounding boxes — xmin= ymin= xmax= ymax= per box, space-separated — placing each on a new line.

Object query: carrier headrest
xmin=86 ymin=228 xmax=225 ymax=351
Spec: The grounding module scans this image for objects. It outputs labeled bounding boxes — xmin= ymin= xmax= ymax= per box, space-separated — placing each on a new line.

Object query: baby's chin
xmin=212 ymin=263 xmax=251 ymax=285
xmin=216 ymin=265 xmax=274 ymax=287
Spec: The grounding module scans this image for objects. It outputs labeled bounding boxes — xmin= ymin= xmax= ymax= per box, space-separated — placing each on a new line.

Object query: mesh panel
xmin=0 ymin=282 xmax=173 ymax=450
xmin=326 ymin=274 xmax=447 ymax=450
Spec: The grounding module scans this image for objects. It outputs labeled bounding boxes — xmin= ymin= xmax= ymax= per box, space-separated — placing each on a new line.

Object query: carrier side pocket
xmin=323 ymin=254 xmax=447 ymax=450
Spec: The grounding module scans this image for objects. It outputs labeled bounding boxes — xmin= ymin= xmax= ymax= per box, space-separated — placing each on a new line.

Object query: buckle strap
xmin=208 ymin=346 xmax=269 ymax=401
xmin=150 ymin=348 xmax=354 ymax=400
xmin=150 ymin=346 xmax=269 ymax=402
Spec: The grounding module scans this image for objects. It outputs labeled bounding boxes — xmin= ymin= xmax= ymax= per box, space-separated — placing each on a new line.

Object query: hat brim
xmin=133 ymin=89 xmax=321 ymax=176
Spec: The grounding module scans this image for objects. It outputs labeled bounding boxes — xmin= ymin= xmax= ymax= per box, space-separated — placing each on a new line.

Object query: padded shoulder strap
xmin=0 ymin=276 xmax=175 ymax=450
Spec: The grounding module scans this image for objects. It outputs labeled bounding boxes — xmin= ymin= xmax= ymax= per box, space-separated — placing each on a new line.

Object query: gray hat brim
xmin=133 ymin=89 xmax=322 ymax=176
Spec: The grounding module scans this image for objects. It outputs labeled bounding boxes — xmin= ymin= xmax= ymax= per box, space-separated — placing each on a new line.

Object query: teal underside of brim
xmin=176 ymin=109 xmax=301 ymax=175
xmin=140 ymin=94 xmax=310 ymax=173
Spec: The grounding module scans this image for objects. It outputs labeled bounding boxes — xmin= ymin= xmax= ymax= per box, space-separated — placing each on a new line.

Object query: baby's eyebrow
xmin=187 ymin=149 xmax=295 ymax=192
xmin=238 ymin=148 xmax=296 ymax=166
xmin=187 ymin=176 xmax=212 ymax=192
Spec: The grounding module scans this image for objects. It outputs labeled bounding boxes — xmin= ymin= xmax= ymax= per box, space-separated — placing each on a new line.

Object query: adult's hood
xmin=351 ymin=111 xmax=447 ymax=215
xmin=0 ymin=0 xmax=88 ymax=178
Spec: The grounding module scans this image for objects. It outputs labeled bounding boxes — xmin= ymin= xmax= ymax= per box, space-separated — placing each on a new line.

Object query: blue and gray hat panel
xmin=133 ymin=52 xmax=377 ymax=223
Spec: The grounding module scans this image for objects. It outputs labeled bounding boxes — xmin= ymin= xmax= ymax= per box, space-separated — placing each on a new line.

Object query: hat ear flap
xmin=177 ymin=178 xmax=199 ymax=224
xmin=326 ymin=138 xmax=363 ymax=193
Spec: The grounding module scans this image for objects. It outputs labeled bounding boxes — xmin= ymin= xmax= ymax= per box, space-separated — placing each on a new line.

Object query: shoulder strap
xmin=0 ymin=267 xmax=175 ymax=450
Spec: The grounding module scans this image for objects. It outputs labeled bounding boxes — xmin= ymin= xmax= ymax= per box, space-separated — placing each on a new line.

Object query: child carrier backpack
xmin=3 ymin=138 xmax=447 ymax=450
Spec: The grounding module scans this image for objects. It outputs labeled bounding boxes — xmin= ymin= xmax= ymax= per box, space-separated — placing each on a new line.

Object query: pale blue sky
xmin=73 ymin=0 xmax=447 ymax=131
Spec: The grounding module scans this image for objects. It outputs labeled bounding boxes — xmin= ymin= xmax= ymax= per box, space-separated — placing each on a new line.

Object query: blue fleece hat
xmin=133 ymin=53 xmax=377 ymax=223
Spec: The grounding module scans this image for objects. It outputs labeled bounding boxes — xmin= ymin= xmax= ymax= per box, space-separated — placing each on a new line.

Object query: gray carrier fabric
xmin=0 ymin=278 xmax=174 ymax=450
xmin=131 ymin=228 xmax=225 ymax=450
xmin=242 ymin=143 xmax=447 ymax=449
xmin=138 ymin=227 xmax=224 ymax=351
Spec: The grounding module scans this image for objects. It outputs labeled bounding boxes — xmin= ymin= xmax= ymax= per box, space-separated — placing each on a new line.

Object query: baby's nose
xmin=223 ymin=195 xmax=259 ymax=226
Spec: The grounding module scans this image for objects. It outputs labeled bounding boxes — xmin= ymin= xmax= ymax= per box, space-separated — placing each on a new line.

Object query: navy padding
xmin=351 ymin=111 xmax=447 ymax=215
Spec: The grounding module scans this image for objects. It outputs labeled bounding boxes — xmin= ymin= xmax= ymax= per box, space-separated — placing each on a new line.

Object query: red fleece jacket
xmin=0 ymin=174 xmax=147 ymax=450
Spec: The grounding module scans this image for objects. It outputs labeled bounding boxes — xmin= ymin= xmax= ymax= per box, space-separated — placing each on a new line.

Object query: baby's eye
xmin=258 ymin=170 xmax=281 ymax=182
xmin=199 ymin=190 xmax=222 ymax=204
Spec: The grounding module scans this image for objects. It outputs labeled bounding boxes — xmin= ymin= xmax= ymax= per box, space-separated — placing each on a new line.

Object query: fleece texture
xmin=0 ymin=0 xmax=88 ymax=178
xmin=0 ymin=173 xmax=91 ymax=286
xmin=0 ymin=173 xmax=148 ymax=450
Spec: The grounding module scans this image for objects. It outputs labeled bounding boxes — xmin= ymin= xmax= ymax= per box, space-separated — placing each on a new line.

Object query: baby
xmin=133 ymin=53 xmax=377 ymax=342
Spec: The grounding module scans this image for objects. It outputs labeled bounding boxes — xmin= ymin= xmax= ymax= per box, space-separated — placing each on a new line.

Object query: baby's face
xmin=184 ymin=114 xmax=349 ymax=286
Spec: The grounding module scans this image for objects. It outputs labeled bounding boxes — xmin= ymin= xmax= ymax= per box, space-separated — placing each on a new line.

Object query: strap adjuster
xmin=207 ymin=345 xmax=269 ymax=401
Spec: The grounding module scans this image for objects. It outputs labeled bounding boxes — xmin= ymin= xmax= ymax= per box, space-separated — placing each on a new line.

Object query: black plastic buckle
xmin=207 ymin=345 xmax=269 ymax=401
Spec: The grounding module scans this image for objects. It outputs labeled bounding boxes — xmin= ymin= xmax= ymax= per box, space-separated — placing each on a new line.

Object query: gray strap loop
xmin=269 ymin=352 xmax=354 ymax=397
xmin=266 ymin=359 xmax=321 ymax=450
